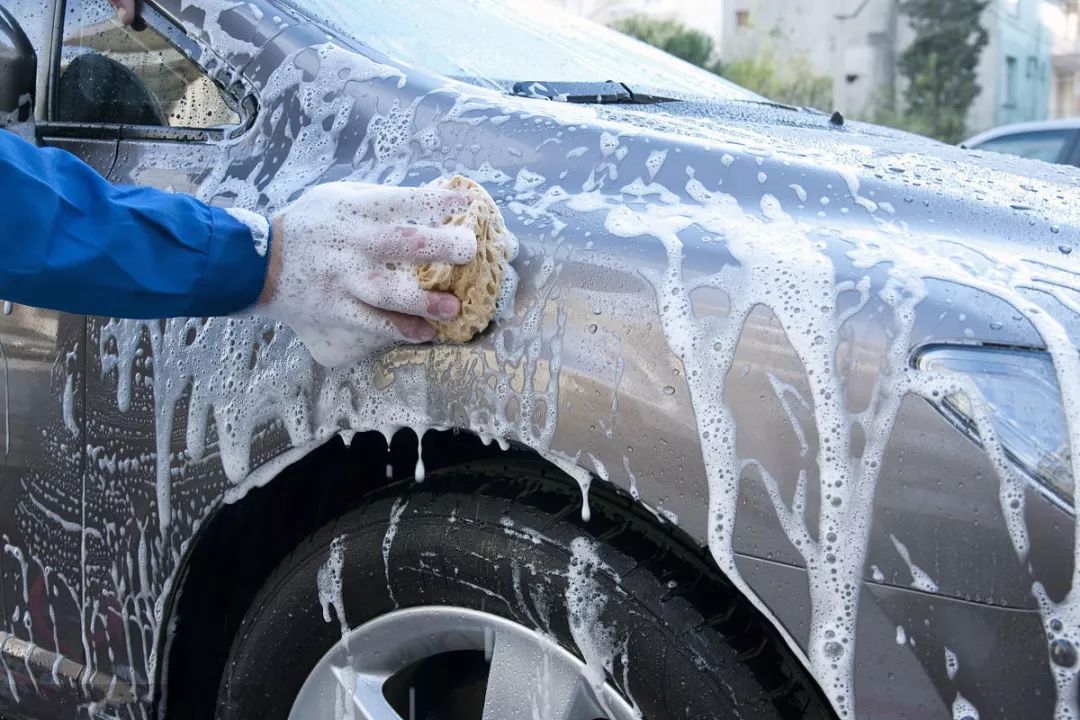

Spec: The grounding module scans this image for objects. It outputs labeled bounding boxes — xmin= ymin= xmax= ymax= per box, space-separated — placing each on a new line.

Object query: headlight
xmin=916 ymin=345 xmax=1072 ymax=505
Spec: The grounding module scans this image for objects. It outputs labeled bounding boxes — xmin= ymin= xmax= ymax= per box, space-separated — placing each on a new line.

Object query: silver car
xmin=0 ymin=1 xmax=1079 ymax=719
xmin=964 ymin=118 xmax=1080 ymax=167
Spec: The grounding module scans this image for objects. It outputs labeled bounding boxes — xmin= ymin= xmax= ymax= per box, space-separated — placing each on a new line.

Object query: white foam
xmin=382 ymin=499 xmax=408 ymax=609
xmin=890 ymin=535 xmax=939 ymax=593
xmin=945 ymin=647 xmax=959 ymax=681
xmin=565 ymin=537 xmax=640 ymax=719
xmin=953 ymin=692 xmax=980 ymax=720
xmin=317 ymin=535 xmax=347 ymax=636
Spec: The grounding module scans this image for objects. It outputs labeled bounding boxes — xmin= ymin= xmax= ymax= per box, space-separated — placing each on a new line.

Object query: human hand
xmin=108 ymin=0 xmax=136 ymax=25
xmin=255 ymin=182 xmax=477 ymax=366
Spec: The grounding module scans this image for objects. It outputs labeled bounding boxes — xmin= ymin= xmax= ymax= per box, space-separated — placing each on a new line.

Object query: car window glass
xmin=58 ymin=0 xmax=239 ymax=128
xmin=973 ymin=129 xmax=1072 ymax=163
xmin=287 ymin=0 xmax=759 ymax=102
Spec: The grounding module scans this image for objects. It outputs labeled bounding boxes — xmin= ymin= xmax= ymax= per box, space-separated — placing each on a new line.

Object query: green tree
xmin=610 ymin=16 xmax=833 ymax=110
xmin=611 ymin=15 xmax=716 ymax=68
xmin=897 ymin=0 xmax=989 ymax=143
xmin=716 ymin=49 xmax=833 ymax=110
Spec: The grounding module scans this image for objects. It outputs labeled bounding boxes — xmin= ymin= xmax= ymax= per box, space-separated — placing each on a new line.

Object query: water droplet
xmin=1051 ymin=638 xmax=1077 ymax=668
xmin=824 ymin=640 xmax=845 ymax=659
xmin=1060 ymin=245 xmax=1073 ymax=255
xmin=662 ymin=386 xmax=676 ymax=396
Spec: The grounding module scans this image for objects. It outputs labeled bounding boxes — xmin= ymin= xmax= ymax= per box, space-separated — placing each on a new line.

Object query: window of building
xmin=56 ymin=0 xmax=239 ymax=128
xmin=1005 ymin=55 xmax=1018 ymax=107
xmin=1026 ymin=56 xmax=1038 ymax=79
xmin=735 ymin=9 xmax=750 ymax=27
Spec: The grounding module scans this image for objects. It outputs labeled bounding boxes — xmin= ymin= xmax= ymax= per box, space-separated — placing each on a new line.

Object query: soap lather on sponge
xmin=417 ymin=176 xmax=515 ymax=343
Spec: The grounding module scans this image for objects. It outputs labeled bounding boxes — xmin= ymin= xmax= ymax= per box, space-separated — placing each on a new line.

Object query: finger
xmin=350 ymin=271 xmax=461 ymax=320
xmin=371 ymin=308 xmax=438 ymax=343
xmin=369 ymin=224 xmax=477 ymax=264
xmin=109 ymin=0 xmax=136 ymax=24
xmin=344 ymin=185 xmax=470 ymax=226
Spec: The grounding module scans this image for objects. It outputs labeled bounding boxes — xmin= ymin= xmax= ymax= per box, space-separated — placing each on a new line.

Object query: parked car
xmin=963 ymin=118 xmax=1080 ymax=167
xmin=1 ymin=1 xmax=1079 ymax=719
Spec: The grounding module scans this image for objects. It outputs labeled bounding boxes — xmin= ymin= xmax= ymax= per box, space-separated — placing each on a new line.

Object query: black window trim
xmin=39 ymin=0 xmax=256 ymax=144
xmin=1064 ymin=129 xmax=1080 ymax=169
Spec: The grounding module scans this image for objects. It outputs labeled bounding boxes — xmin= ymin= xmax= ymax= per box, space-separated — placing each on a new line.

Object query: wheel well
xmin=158 ymin=428 xmax=511 ymax=718
xmin=157 ymin=430 xmax=826 ymax=719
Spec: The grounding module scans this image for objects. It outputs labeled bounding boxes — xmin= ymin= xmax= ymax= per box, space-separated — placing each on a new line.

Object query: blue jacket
xmin=0 ymin=129 xmax=268 ymax=318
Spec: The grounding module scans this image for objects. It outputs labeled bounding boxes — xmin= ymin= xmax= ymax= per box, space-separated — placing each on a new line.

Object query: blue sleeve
xmin=0 ymin=129 xmax=269 ymax=318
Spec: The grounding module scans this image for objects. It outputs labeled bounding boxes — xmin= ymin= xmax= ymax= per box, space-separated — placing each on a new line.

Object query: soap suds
xmin=890 ymin=535 xmax=940 ymax=593
xmin=317 ymin=535 xmax=347 ymax=636
xmin=382 ymin=499 xmax=408 ymax=609
xmin=565 ymin=537 xmax=640 ymax=719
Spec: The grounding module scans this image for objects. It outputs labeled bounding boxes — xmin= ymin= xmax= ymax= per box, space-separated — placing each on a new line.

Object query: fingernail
xmin=437 ymin=296 xmax=460 ymax=318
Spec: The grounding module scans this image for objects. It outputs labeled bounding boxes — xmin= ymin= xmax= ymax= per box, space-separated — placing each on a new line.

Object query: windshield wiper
xmin=510 ymin=80 xmax=675 ymax=105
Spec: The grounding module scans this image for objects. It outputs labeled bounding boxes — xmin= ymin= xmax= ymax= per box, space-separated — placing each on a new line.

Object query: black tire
xmin=216 ymin=459 xmax=832 ymax=720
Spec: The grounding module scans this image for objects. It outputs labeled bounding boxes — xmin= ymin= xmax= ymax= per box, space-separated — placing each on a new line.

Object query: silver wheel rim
xmin=288 ymin=605 xmax=641 ymax=720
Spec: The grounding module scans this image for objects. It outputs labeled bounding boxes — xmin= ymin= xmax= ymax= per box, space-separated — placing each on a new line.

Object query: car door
xmin=0 ymin=2 xmax=97 ymax=718
xmin=26 ymin=0 xmax=255 ymax=714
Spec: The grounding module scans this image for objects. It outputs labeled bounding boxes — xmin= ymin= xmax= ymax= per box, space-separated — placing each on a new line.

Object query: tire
xmin=215 ymin=459 xmax=832 ymax=720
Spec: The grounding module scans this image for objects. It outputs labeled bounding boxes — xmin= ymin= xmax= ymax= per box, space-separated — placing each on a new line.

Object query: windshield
xmin=285 ymin=0 xmax=758 ymax=102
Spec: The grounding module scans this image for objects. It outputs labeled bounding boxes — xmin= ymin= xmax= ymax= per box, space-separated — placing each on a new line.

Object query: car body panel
xmin=0 ymin=1 xmax=1079 ymax=719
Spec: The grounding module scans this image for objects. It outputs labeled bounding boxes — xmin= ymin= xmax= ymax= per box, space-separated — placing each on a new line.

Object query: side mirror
xmin=0 ymin=6 xmax=35 ymax=128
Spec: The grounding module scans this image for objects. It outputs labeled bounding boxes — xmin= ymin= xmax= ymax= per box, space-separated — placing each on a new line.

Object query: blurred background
xmin=553 ymin=0 xmax=1079 ymax=145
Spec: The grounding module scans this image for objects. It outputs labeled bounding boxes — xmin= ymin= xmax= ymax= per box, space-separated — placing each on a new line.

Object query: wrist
xmin=258 ymin=216 xmax=284 ymax=306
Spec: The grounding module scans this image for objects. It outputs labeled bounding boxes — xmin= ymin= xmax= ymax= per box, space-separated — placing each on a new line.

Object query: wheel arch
xmin=156 ymin=428 xmax=494 ymax=717
xmin=153 ymin=428 xmax=828 ymax=719
xmin=155 ymin=429 xmax=587 ymax=718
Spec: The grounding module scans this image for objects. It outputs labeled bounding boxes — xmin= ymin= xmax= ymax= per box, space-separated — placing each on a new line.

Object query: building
xmin=719 ymin=0 xmax=1054 ymax=132
xmin=1047 ymin=0 xmax=1080 ymax=117
xmin=551 ymin=0 xmax=1063 ymax=133
xmin=983 ymin=0 xmax=1054 ymax=129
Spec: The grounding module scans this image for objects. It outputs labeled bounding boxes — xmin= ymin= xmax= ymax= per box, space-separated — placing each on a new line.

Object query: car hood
xmin=592 ymin=97 xmax=1080 ymax=245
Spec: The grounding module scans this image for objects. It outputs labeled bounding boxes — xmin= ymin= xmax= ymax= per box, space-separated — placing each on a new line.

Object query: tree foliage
xmin=611 ymin=15 xmax=716 ymax=68
xmin=716 ymin=50 xmax=833 ymax=110
xmin=610 ymin=15 xmax=832 ymax=111
xmin=897 ymin=0 xmax=989 ymax=143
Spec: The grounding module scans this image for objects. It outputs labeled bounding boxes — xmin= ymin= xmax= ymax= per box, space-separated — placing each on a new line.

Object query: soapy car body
xmin=0 ymin=1 xmax=1078 ymax=718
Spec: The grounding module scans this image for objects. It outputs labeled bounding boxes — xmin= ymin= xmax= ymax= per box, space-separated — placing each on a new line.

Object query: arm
xmin=0 ymin=129 xmax=268 ymax=318
xmin=0 ymin=131 xmax=480 ymax=366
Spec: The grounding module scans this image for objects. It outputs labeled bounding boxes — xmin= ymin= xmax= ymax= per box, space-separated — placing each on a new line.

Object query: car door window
xmin=57 ymin=0 xmax=239 ymax=129
xmin=972 ymin=129 xmax=1072 ymax=164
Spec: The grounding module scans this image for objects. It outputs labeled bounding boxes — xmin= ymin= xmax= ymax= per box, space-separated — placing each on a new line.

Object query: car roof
xmin=962 ymin=118 xmax=1080 ymax=147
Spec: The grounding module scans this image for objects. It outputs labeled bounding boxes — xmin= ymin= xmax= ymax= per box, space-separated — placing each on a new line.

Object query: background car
xmin=0 ymin=1 xmax=1078 ymax=720
xmin=963 ymin=117 xmax=1080 ymax=166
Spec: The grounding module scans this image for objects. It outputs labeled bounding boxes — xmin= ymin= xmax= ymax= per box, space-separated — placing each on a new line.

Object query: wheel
xmin=216 ymin=459 xmax=830 ymax=720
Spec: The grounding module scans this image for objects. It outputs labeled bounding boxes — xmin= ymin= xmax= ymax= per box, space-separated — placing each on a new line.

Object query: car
xmin=0 ymin=0 xmax=1078 ymax=719
xmin=963 ymin=118 xmax=1080 ymax=167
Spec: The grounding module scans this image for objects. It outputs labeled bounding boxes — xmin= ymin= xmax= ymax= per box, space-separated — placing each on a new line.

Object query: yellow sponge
xmin=418 ymin=176 xmax=512 ymax=343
